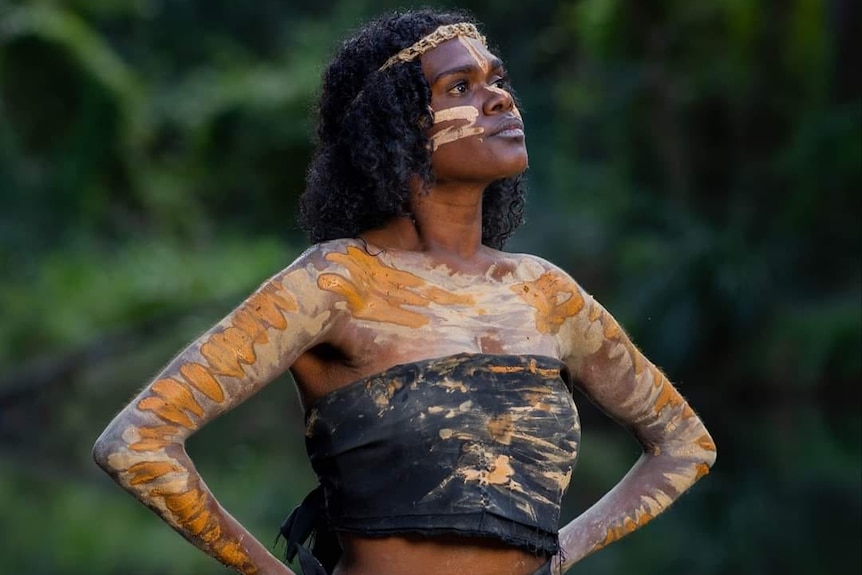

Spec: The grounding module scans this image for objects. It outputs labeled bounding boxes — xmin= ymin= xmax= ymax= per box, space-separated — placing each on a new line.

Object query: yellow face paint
xmin=430 ymin=105 xmax=484 ymax=151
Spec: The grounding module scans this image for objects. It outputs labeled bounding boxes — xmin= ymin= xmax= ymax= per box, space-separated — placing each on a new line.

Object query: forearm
xmin=94 ymin=431 xmax=292 ymax=575
xmin=555 ymin=442 xmax=713 ymax=573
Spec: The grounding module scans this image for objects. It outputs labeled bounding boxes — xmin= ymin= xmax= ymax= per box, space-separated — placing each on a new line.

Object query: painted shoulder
xmin=285 ymin=238 xmax=363 ymax=269
xmin=506 ymin=252 xmax=586 ymax=292
xmin=271 ymin=239 xmax=365 ymax=283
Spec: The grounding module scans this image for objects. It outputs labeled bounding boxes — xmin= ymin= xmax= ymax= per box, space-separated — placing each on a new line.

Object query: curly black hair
xmin=299 ymin=8 xmax=526 ymax=250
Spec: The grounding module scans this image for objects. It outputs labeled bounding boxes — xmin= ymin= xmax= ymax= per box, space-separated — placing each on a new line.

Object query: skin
xmin=93 ymin=35 xmax=715 ymax=575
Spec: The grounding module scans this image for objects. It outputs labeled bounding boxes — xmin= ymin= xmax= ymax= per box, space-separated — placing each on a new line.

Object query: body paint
xmin=430 ymin=105 xmax=484 ymax=151
xmin=516 ymin=269 xmax=717 ymax=570
xmin=512 ymin=272 xmax=586 ymax=335
xmin=318 ymin=245 xmax=474 ymax=327
xmin=428 ymin=39 xmax=520 ymax=151
xmin=308 ymin=246 xmax=560 ymax=359
xmin=458 ymin=36 xmax=521 ymax=120
xmin=98 ymin=267 xmax=333 ymax=574
xmin=458 ymin=36 xmax=490 ymax=73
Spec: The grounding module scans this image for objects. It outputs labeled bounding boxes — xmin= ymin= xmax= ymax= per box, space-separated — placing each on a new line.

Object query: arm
xmin=92 ymin=249 xmax=337 ymax=575
xmin=517 ymin=267 xmax=716 ymax=573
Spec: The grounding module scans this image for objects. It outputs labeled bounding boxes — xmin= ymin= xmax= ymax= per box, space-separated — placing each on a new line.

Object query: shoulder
xmin=502 ymin=251 xmax=584 ymax=290
xmin=500 ymin=252 xmax=600 ymax=329
xmin=270 ymin=239 xmax=365 ymax=281
xmin=254 ymin=239 xmax=367 ymax=311
xmin=289 ymin=238 xmax=364 ymax=266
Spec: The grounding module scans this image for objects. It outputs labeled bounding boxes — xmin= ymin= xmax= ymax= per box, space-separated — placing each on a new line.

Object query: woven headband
xmin=379 ymin=23 xmax=487 ymax=71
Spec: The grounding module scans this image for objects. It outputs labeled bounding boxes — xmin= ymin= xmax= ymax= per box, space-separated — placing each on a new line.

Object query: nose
xmin=483 ymin=84 xmax=514 ymax=115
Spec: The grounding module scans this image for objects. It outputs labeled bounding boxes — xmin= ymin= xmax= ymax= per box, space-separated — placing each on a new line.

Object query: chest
xmin=320 ymin=263 xmax=569 ymax=362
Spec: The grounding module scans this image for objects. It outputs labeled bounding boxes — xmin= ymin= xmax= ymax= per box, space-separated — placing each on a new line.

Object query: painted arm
xmin=92 ymin=250 xmax=336 ymax=575
xmin=551 ymin=277 xmax=717 ymax=573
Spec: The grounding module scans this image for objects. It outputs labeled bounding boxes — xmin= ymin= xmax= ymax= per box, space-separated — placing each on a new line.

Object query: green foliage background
xmin=0 ymin=0 xmax=859 ymax=573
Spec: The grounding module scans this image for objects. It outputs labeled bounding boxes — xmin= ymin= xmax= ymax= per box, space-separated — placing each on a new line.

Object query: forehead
xmin=419 ymin=37 xmax=501 ymax=82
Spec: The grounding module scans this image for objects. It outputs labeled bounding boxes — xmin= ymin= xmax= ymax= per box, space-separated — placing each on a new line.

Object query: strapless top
xmin=279 ymin=353 xmax=581 ymax=574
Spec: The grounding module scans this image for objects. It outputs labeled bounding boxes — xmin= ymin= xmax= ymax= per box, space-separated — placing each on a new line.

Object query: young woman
xmin=93 ymin=9 xmax=716 ymax=575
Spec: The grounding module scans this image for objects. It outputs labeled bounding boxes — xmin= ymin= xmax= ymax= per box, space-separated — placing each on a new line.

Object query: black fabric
xmin=280 ymin=353 xmax=580 ymax=573
xmin=278 ymin=486 xmax=332 ymax=574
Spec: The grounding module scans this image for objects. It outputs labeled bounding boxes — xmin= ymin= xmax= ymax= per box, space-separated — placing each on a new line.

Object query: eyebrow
xmin=432 ymin=57 xmax=505 ymax=85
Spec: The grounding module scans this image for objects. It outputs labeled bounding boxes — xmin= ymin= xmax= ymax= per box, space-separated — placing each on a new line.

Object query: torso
xmin=291 ymin=239 xmax=562 ymax=405
xmin=289 ymin=239 xmax=567 ymax=575
xmin=334 ymin=534 xmax=547 ymax=575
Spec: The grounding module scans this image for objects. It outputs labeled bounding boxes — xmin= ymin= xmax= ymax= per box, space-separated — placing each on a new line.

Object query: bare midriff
xmin=334 ymin=534 xmax=547 ymax=575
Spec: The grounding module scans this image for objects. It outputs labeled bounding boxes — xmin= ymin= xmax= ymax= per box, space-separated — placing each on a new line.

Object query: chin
xmin=500 ymin=151 xmax=529 ymax=178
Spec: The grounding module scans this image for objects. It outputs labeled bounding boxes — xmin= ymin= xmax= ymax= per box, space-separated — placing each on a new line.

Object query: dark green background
xmin=1 ymin=0 xmax=859 ymax=573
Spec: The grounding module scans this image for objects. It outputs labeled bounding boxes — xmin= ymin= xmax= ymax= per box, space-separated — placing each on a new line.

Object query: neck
xmin=413 ymin=180 xmax=486 ymax=259
xmin=361 ymin=180 xmax=488 ymax=262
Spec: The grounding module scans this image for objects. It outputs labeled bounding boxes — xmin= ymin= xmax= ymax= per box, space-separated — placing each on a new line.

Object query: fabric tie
xmin=278 ymin=486 xmax=329 ymax=575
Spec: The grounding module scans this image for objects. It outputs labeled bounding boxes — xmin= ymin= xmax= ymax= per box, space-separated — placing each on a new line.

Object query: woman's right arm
xmin=93 ymin=247 xmax=339 ymax=575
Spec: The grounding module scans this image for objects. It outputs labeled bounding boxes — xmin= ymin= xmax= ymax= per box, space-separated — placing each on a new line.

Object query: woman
xmin=93 ymin=9 xmax=716 ymax=575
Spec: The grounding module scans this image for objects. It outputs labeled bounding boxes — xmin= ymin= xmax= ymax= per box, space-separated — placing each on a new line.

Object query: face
xmin=420 ymin=36 xmax=527 ymax=184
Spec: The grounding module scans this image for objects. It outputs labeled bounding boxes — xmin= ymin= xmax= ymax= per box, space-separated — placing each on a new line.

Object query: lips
xmin=488 ymin=117 xmax=525 ymax=137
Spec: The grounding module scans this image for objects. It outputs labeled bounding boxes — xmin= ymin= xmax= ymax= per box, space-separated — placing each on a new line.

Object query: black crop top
xmin=279 ymin=353 xmax=581 ymax=574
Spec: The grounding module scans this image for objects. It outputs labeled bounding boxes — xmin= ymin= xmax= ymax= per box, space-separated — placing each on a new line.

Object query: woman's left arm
xmin=547 ymin=274 xmax=717 ymax=572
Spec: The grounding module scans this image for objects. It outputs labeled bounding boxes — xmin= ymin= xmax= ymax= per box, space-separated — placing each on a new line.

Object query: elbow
xmin=692 ymin=442 xmax=717 ymax=484
xmin=702 ymin=442 xmax=717 ymax=470
xmin=92 ymin=428 xmax=123 ymax=475
xmin=654 ymin=427 xmax=717 ymax=473
xmin=700 ymin=426 xmax=718 ymax=470
xmin=694 ymin=430 xmax=717 ymax=478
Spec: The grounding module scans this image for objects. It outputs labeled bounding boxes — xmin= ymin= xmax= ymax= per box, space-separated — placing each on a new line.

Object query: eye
xmin=447 ymin=80 xmax=469 ymax=95
xmin=492 ymin=75 xmax=511 ymax=89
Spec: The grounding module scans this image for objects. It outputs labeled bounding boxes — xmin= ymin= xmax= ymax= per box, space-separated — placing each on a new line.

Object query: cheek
xmin=429 ymin=105 xmax=483 ymax=152
xmin=429 ymin=144 xmax=480 ymax=178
